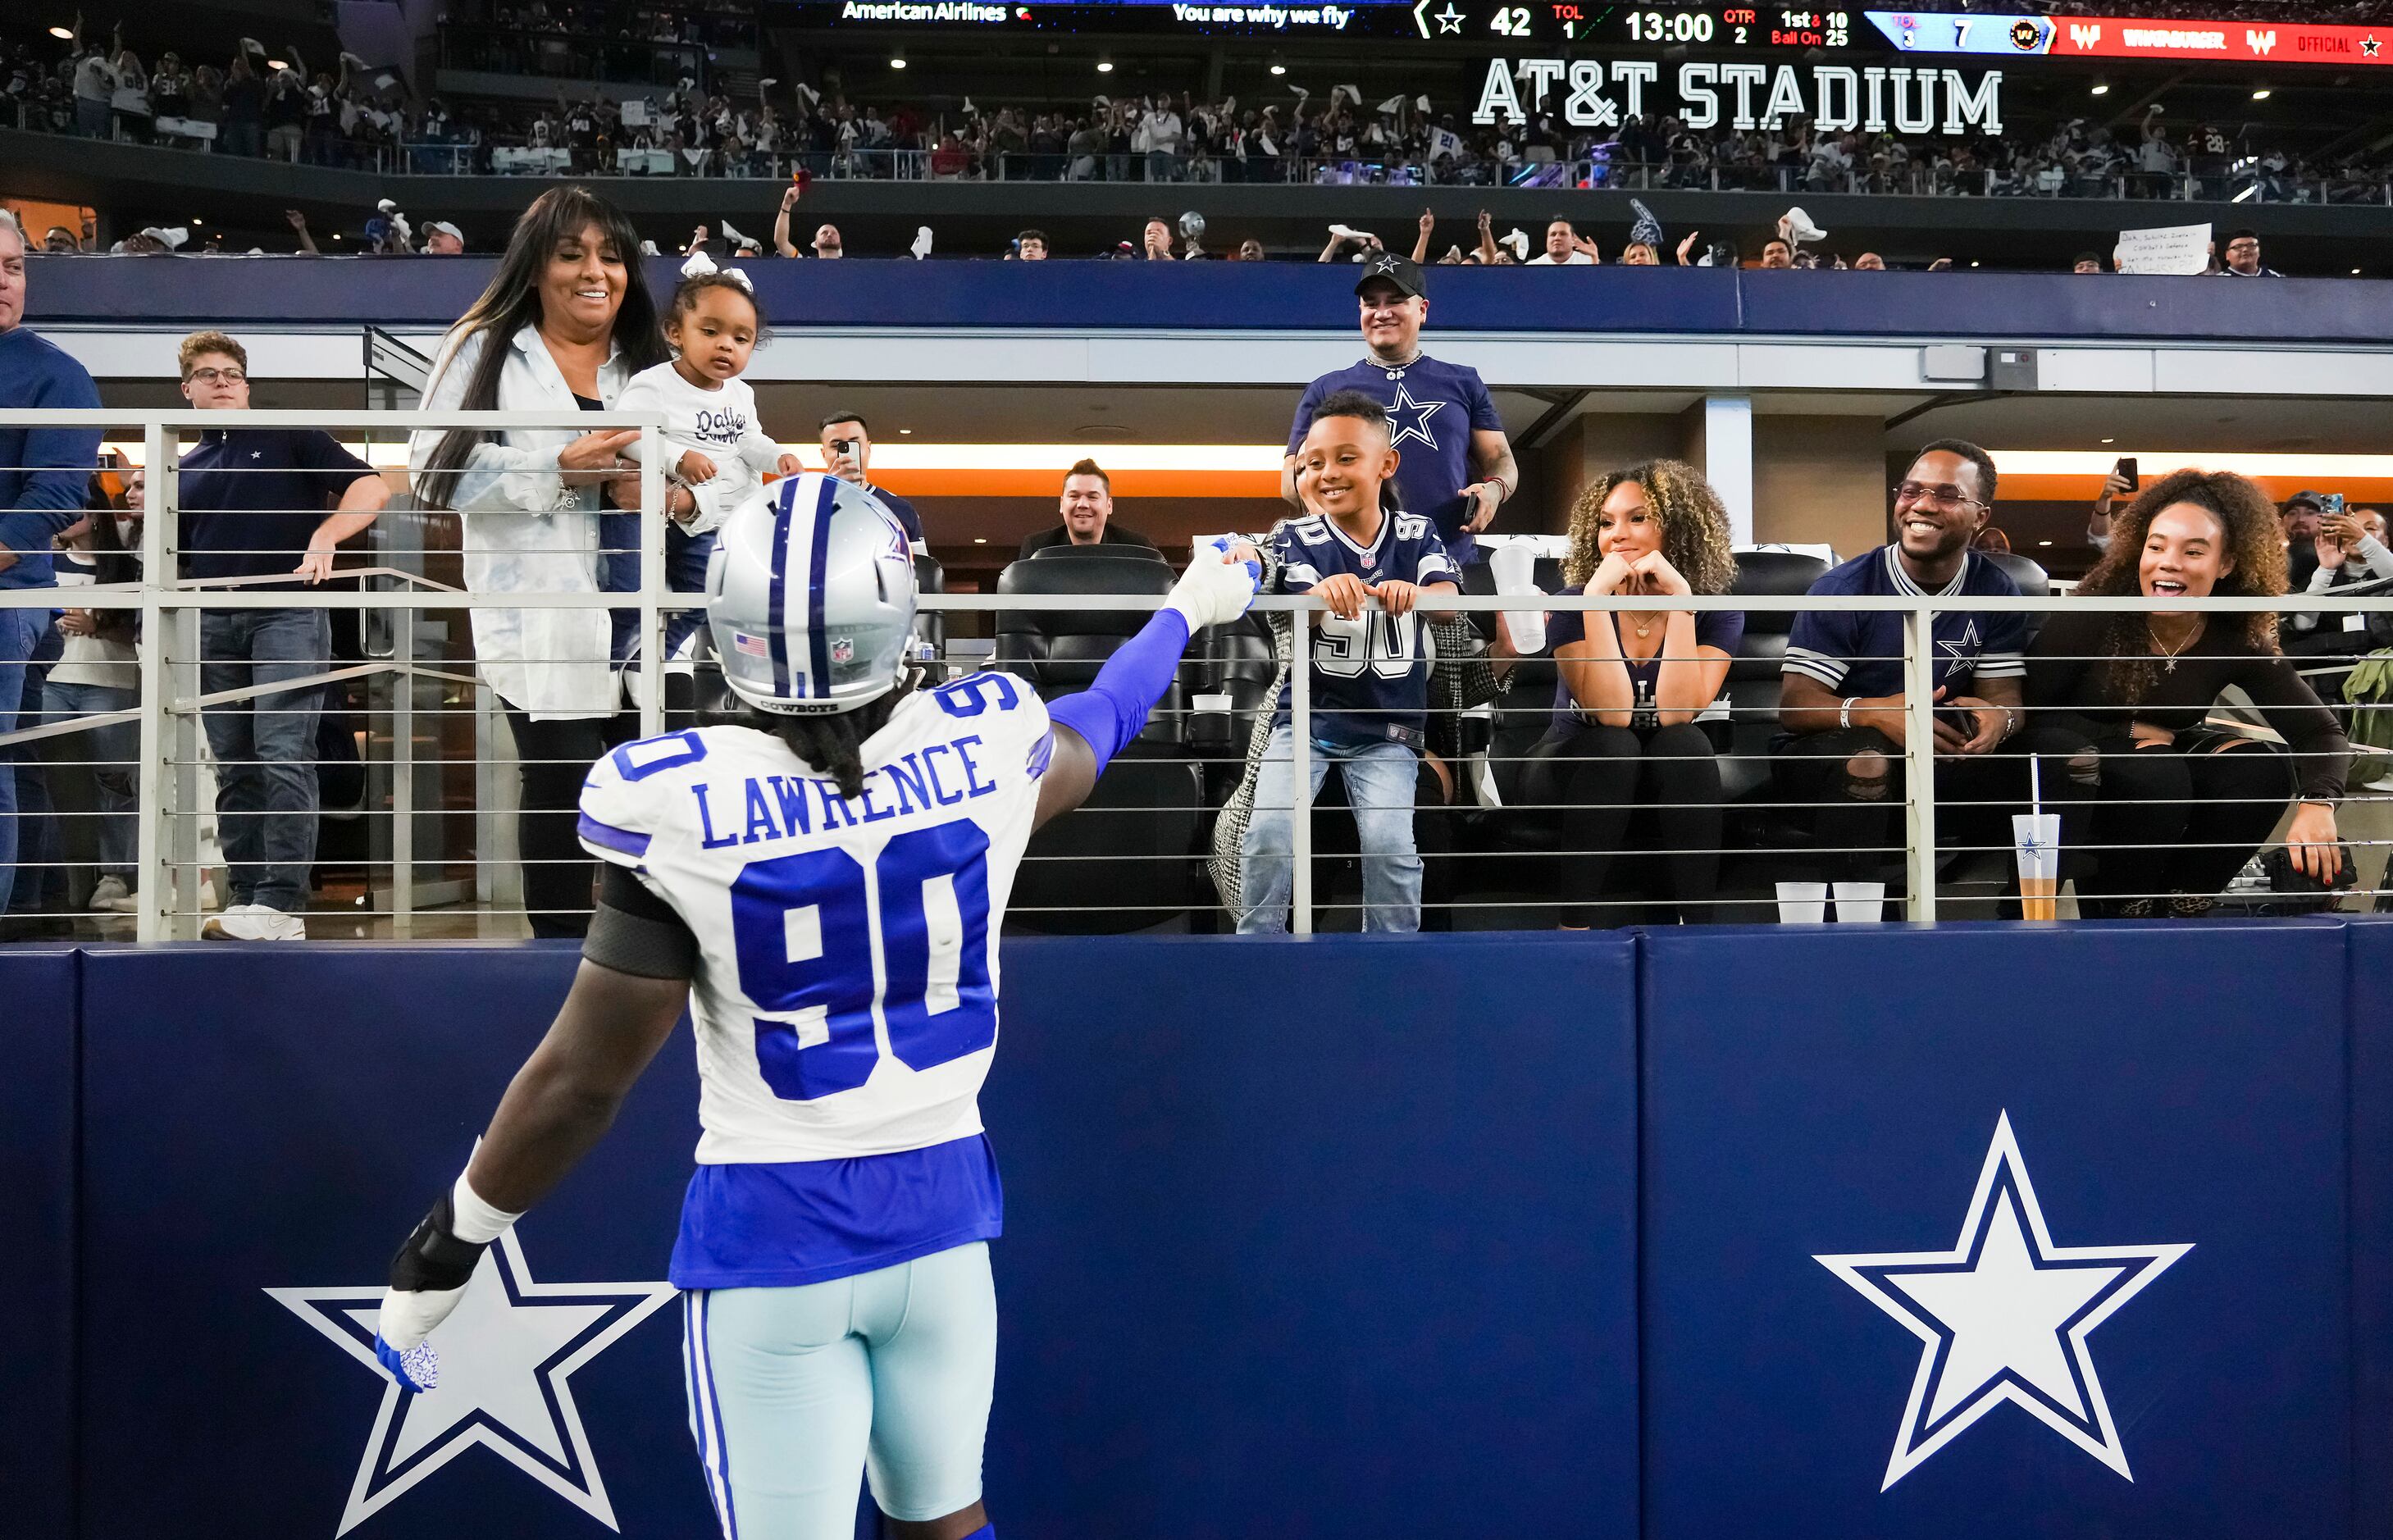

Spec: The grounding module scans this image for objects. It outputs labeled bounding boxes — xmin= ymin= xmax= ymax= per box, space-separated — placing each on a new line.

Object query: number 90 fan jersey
xmin=576 ymin=672 xmax=1053 ymax=1287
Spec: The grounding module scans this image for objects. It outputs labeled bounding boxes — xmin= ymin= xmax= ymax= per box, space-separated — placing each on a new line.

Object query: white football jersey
xmin=577 ymin=672 xmax=1053 ymax=1164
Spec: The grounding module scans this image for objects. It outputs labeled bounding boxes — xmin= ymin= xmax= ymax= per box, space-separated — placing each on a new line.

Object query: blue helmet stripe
xmin=806 ymin=476 xmax=836 ymax=692
xmin=766 ymin=476 xmax=795 ymax=698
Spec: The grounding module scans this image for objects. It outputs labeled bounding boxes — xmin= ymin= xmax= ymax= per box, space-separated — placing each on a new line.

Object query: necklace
xmin=1624 ymin=611 xmax=1661 ymax=640
xmin=2148 ymin=617 xmax=2203 ymax=672
xmin=1373 ymin=349 xmax=1422 ymax=376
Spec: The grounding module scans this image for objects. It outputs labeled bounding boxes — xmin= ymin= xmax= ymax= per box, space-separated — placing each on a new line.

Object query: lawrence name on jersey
xmin=365 ymin=474 xmax=1260 ymax=1540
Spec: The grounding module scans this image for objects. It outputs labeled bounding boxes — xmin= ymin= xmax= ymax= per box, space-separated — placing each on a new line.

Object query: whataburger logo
xmin=2249 ymin=28 xmax=2277 ymax=54
xmin=1815 ymin=1113 xmax=2190 ymax=1488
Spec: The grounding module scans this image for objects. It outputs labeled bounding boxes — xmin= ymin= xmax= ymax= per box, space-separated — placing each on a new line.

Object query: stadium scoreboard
xmin=782 ymin=0 xmax=2392 ymax=63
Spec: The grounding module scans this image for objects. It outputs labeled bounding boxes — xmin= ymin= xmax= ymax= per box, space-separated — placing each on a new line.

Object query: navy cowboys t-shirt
xmin=1266 ymin=508 xmax=1459 ymax=749
xmin=1287 ymin=354 xmax=1503 ymax=567
xmin=1783 ymin=545 xmax=2028 ymax=700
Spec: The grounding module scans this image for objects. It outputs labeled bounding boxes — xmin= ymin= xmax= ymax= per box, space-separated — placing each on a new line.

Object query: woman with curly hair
xmin=2028 ymin=468 xmax=2350 ymax=916
xmin=1518 ymin=459 xmax=1743 ymax=925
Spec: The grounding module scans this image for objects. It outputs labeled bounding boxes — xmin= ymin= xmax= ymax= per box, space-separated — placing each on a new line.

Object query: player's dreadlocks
xmin=757 ymin=674 xmax=917 ymax=800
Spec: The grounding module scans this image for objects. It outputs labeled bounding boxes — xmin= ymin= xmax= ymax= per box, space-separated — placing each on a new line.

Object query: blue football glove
xmin=371 ymin=1188 xmax=489 ymax=1395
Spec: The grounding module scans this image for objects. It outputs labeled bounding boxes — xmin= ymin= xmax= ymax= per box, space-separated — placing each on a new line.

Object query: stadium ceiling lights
xmin=1097 ymin=56 xmax=1114 ymax=72
xmin=890 ymin=52 xmax=907 ymax=69
xmin=2090 ymin=81 xmax=2109 ymax=95
xmin=1269 ymin=57 xmax=1288 ymax=75
xmin=48 ymin=25 xmax=72 ymax=39
xmin=2252 ymin=87 xmax=2272 ymax=99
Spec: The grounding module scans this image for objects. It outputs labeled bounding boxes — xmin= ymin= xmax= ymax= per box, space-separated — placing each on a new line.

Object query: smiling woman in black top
xmin=2028 ymin=469 xmax=2349 ymax=916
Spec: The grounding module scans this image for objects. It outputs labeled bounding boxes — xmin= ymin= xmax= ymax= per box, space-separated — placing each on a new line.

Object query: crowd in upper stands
xmin=9 ymin=16 xmax=2393 ymax=207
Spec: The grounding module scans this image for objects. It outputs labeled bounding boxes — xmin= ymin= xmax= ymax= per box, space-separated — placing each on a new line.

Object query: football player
xmin=371 ymin=475 xmax=1258 ymax=1540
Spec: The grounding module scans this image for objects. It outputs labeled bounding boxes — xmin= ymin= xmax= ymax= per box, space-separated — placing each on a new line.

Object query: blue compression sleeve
xmin=1046 ymin=608 xmax=1192 ymax=777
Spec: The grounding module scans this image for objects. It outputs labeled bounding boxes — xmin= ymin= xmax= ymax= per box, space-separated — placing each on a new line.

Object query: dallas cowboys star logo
xmin=2366 ymin=34 xmax=2382 ymax=55
xmin=269 ymin=1231 xmax=677 ymax=1534
xmin=1434 ymin=2 xmax=1464 ymax=31
xmin=1816 ymin=1112 xmax=2190 ymax=1489
xmin=1383 ymin=383 xmax=1445 ymax=453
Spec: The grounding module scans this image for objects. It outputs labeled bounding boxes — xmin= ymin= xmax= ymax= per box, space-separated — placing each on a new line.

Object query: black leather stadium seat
xmin=992 ymin=554 xmax=1206 ymax=933
xmin=1980 ymin=550 xmax=2053 ymax=648
xmin=1721 ymin=549 xmax=1831 ymax=804
xmin=913 ymin=553 xmax=946 ymax=675
xmin=1029 ymin=542 xmax=1168 ymax=563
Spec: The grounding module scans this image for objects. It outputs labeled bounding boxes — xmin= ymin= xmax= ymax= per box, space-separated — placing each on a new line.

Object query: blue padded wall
xmin=13 ymin=923 xmax=2392 ymax=1539
xmin=75 ymin=944 xmax=712 ymax=1540
xmin=985 ymin=933 xmax=1639 ymax=1539
xmin=1640 ymin=921 xmax=2351 ymax=1540
xmin=0 ymin=950 xmax=80 ymax=1540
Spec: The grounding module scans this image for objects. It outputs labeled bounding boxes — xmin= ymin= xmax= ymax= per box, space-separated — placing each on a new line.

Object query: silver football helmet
xmin=708 ymin=472 xmax=918 ymax=716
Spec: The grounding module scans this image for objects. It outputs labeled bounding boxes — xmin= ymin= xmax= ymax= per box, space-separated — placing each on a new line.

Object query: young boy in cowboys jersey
xmin=367 ymin=476 xmax=1259 ymax=1540
xmin=1238 ymin=390 xmax=1460 ymax=933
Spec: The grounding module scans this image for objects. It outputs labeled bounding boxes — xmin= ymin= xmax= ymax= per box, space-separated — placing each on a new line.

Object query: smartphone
xmin=2115 ymin=456 xmax=2137 ymax=490
xmin=2322 ymin=492 xmax=2346 ymax=515
xmin=828 ymin=438 xmax=858 ymax=461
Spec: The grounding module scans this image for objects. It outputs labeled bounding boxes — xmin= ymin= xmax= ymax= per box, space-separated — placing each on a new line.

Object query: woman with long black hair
xmin=411 ymin=185 xmax=670 ymax=936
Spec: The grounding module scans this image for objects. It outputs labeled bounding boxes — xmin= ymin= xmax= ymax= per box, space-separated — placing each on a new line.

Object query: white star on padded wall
xmin=269 ymin=1232 xmax=677 ymax=1535
xmin=1815 ymin=1112 xmax=2191 ymax=1489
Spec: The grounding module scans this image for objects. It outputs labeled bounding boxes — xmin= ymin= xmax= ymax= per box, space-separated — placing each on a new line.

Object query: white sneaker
xmin=205 ymin=904 xmax=308 ymax=941
xmin=88 ymin=876 xmax=131 ymax=913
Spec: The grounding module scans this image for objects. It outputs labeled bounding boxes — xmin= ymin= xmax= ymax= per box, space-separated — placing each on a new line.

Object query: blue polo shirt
xmin=178 ymin=427 xmax=378 ymax=588
xmin=0 ymin=326 xmax=104 ymax=590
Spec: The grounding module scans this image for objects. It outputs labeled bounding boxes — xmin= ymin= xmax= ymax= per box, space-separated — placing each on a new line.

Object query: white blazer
xmin=409 ymin=323 xmax=636 ymax=719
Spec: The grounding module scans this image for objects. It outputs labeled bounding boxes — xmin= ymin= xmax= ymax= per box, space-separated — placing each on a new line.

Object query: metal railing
xmin=4 ymin=408 xmax=2391 ymax=940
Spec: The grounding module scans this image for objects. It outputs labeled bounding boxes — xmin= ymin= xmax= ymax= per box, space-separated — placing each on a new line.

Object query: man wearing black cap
xmin=1282 ymin=253 xmax=1516 ymax=568
xmin=2215 ymin=230 xmax=2280 ymax=277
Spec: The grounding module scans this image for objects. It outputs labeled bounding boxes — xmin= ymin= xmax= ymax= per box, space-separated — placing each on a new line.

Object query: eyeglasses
xmin=185 ymin=367 xmax=247 ymax=385
xmin=1893 ymin=481 xmax=1986 ymax=510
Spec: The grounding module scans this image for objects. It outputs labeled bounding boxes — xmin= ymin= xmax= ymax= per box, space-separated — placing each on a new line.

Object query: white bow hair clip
xmin=680 ymin=248 xmax=753 ymax=293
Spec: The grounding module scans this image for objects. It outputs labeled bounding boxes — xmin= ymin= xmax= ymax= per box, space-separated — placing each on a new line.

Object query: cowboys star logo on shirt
xmin=1383 ymin=384 xmax=1446 ymax=453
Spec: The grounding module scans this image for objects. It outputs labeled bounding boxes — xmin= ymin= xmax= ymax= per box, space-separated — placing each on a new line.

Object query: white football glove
xmin=1165 ymin=538 xmax=1261 ymax=632
xmin=371 ymin=1180 xmax=515 ymax=1394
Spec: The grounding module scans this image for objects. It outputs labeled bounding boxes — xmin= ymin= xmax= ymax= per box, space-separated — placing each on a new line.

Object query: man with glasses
xmin=173 ymin=330 xmax=389 ymax=941
xmin=1771 ymin=439 xmax=2094 ymax=905
xmin=2214 ymin=229 xmax=2280 ymax=278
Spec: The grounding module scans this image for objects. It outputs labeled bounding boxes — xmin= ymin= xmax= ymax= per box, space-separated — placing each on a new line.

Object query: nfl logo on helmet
xmin=832 ymin=638 xmax=855 ymax=664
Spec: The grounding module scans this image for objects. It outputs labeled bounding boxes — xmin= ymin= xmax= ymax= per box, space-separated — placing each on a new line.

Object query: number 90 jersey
xmin=577 ymin=672 xmax=1052 ymax=1167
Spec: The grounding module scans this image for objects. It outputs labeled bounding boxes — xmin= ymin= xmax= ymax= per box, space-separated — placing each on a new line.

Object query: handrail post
xmin=1290 ymin=604 xmax=1312 ymax=937
xmin=638 ymin=425 xmax=666 ymax=740
xmin=392 ymin=598 xmax=416 ymax=939
xmin=134 ymin=421 xmax=170 ymax=943
xmin=1903 ymin=606 xmax=1939 ymax=922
